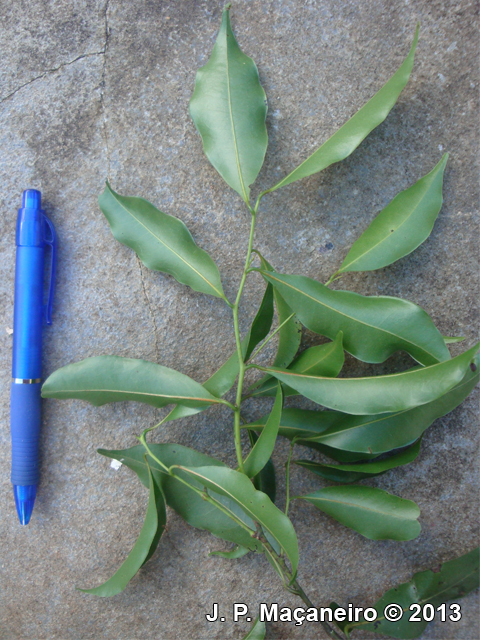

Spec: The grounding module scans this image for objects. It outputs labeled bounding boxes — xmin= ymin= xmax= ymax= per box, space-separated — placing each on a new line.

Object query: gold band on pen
xmin=13 ymin=378 xmax=42 ymax=384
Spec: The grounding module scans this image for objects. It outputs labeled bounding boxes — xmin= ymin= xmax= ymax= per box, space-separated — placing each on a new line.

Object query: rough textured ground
xmin=0 ymin=1 xmax=478 ymax=638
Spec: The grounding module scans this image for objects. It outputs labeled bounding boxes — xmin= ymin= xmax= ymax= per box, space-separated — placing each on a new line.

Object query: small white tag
xmin=110 ymin=459 xmax=122 ymax=470
xmin=6 ymin=327 xmax=13 ymax=335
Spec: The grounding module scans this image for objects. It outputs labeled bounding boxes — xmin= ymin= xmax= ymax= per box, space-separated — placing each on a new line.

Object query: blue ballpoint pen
xmin=11 ymin=189 xmax=57 ymax=525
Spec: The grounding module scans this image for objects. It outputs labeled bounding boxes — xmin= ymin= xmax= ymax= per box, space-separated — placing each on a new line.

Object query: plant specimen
xmin=42 ymin=5 xmax=479 ymax=639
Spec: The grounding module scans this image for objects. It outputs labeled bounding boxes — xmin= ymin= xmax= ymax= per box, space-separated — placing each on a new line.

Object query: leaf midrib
xmin=46 ymin=388 xmax=219 ymax=404
xmin=305 ymin=495 xmax=417 ymax=521
xmin=224 ymin=24 xmax=248 ymax=203
xmin=264 ymin=272 xmax=439 ymax=362
xmin=110 ymin=188 xmax=223 ymax=297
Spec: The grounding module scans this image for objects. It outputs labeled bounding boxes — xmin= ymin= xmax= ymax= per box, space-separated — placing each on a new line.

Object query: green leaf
xmin=244 ymin=384 xmax=283 ymax=478
xmin=171 ymin=465 xmax=299 ymax=574
xmin=248 ymin=254 xmax=302 ymax=394
xmin=245 ymin=284 xmax=275 ymax=361
xmin=295 ymin=439 xmax=422 ymax=484
xmin=209 ymin=545 xmax=250 ymax=559
xmin=42 ymin=356 xmax=224 ymax=410
xmin=257 ymin=342 xmax=479 ymax=415
xmin=260 ymin=271 xmax=450 ymax=366
xmin=443 ymin=335 xmax=465 ymax=344
xmin=266 ymin=26 xmax=419 ymax=193
xmin=189 ymin=5 xmax=268 ymax=202
xmin=242 ymin=617 xmax=266 ymax=640
xmin=336 ymin=154 xmax=448 ymax=274
xmin=99 ymin=182 xmax=225 ymax=299
xmin=278 ymin=353 xmax=480 ymax=454
xmin=99 ymin=444 xmax=264 ymax=552
xmin=249 ymin=331 xmax=344 ymax=397
xmin=346 ymin=547 xmax=480 ymax=638
xmin=297 ymin=485 xmax=421 ymax=541
xmin=248 ymin=430 xmax=276 ymax=503
xmin=79 ymin=459 xmax=166 ymax=597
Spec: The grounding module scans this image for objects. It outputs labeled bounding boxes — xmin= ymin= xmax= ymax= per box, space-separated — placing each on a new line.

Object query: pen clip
xmin=43 ymin=214 xmax=57 ymax=325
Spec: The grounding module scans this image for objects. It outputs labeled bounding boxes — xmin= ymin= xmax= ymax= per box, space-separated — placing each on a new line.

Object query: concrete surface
xmin=0 ymin=1 xmax=478 ymax=638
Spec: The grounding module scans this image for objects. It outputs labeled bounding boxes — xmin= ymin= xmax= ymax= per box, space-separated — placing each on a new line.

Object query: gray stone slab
xmin=0 ymin=1 xmax=478 ymax=639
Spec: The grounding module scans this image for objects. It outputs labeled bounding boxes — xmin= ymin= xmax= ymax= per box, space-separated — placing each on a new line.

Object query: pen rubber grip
xmin=10 ymin=382 xmax=42 ymax=485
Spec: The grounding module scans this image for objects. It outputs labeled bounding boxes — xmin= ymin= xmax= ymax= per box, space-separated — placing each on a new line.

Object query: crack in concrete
xmin=100 ymin=0 xmax=112 ymax=177
xmin=0 ymin=50 xmax=106 ymax=105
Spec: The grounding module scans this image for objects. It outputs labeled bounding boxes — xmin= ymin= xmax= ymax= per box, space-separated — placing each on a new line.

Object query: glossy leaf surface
xmin=172 ymin=465 xmax=299 ymax=573
xmin=297 ymin=486 xmax=421 ymax=541
xmin=190 ymin=6 xmax=268 ymax=202
xmin=244 ymin=384 xmax=283 ymax=478
xmin=295 ymin=439 xmax=421 ymax=484
xmin=99 ymin=182 xmax=225 ymax=299
xmin=258 ymin=254 xmax=302 ymax=368
xmin=346 ymin=547 xmax=480 ymax=638
xmin=245 ymin=284 xmax=275 ymax=361
xmin=337 ymin=155 xmax=448 ymax=274
xmin=248 ymin=430 xmax=277 ymax=503
xmin=248 ymin=254 xmax=302 ymax=394
xmin=258 ymin=342 xmax=478 ymax=414
xmin=288 ymin=354 xmax=480 ymax=453
xmin=266 ymin=27 xmax=418 ymax=193
xmin=242 ymin=618 xmax=266 ymax=640
xmin=260 ymin=271 xmax=450 ymax=365
xmin=42 ymin=356 xmax=223 ymax=409
xmin=79 ymin=460 xmax=166 ymax=596
xmin=99 ymin=444 xmax=264 ymax=552
xmin=250 ymin=332 xmax=344 ymax=397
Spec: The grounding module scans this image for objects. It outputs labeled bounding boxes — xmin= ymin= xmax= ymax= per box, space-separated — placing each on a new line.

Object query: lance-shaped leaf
xmin=265 ymin=27 xmax=419 ymax=194
xmin=189 ymin=5 xmax=268 ymax=202
xmin=42 ymin=356 xmax=225 ymax=409
xmin=245 ymin=283 xmax=275 ymax=361
xmin=209 ymin=545 xmax=250 ymax=559
xmin=260 ymin=271 xmax=450 ymax=366
xmin=249 ymin=331 xmax=344 ymax=397
xmin=295 ymin=439 xmax=421 ymax=484
xmin=297 ymin=485 xmax=421 ymax=541
xmin=244 ymin=384 xmax=283 ymax=478
xmin=336 ymin=155 xmax=448 ymax=275
xmin=248 ymin=254 xmax=302 ymax=395
xmin=257 ymin=254 xmax=302 ymax=369
xmin=443 ymin=335 xmax=465 ymax=344
xmin=79 ymin=459 xmax=166 ymax=597
xmin=99 ymin=182 xmax=225 ymax=299
xmin=171 ymin=465 xmax=299 ymax=574
xmin=256 ymin=342 xmax=479 ymax=415
xmin=267 ymin=354 xmax=480 ymax=454
xmin=248 ymin=430 xmax=276 ymax=503
xmin=346 ymin=547 xmax=480 ymax=638
xmin=242 ymin=618 xmax=266 ymax=640
xmin=99 ymin=444 xmax=264 ymax=553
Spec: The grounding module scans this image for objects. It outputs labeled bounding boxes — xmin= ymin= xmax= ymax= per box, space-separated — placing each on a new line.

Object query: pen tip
xmin=13 ymin=485 xmax=37 ymax=525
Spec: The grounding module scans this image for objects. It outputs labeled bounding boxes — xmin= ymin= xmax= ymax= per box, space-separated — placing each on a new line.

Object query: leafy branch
xmin=41 ymin=4 xmax=479 ymax=639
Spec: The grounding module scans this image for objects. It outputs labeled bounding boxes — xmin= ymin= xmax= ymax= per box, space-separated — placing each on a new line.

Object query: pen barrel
xmin=12 ymin=246 xmax=45 ymax=380
xmin=10 ymin=382 xmax=42 ymax=486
